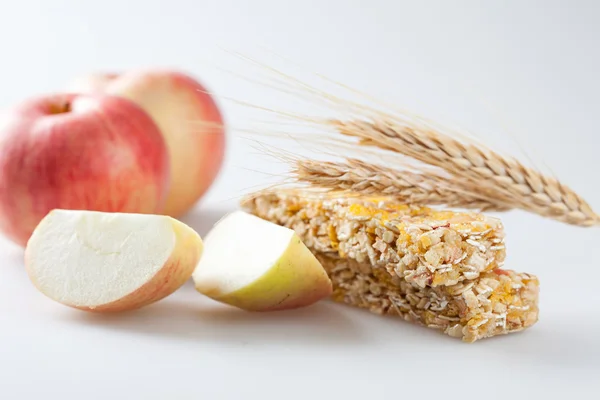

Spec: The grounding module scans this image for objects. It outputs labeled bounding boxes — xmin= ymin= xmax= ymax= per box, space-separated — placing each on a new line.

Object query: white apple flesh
xmin=25 ymin=210 xmax=203 ymax=312
xmin=192 ymin=211 xmax=332 ymax=311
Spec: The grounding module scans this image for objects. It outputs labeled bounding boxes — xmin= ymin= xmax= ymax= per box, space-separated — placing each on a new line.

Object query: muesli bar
xmin=242 ymin=188 xmax=506 ymax=288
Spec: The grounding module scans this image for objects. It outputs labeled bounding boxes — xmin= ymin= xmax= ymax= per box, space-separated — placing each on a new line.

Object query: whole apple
xmin=0 ymin=93 xmax=170 ymax=247
xmin=67 ymin=69 xmax=226 ymax=217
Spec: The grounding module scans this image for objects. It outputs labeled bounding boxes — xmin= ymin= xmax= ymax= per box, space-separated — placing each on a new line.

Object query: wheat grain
xmin=328 ymin=118 xmax=599 ymax=226
xmin=293 ymin=158 xmax=508 ymax=212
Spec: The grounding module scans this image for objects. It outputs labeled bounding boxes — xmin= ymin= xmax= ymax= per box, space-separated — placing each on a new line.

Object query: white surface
xmin=1 ymin=1 xmax=599 ymax=398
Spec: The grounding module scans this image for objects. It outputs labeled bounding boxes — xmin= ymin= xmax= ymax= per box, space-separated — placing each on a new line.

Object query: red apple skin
xmin=0 ymin=93 xmax=170 ymax=247
xmin=68 ymin=69 xmax=225 ymax=217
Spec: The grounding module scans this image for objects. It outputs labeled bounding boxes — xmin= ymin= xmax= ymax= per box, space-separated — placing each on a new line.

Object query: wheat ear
xmin=294 ymin=158 xmax=508 ymax=212
xmin=216 ymin=52 xmax=597 ymax=226
xmin=327 ymin=118 xmax=599 ymax=226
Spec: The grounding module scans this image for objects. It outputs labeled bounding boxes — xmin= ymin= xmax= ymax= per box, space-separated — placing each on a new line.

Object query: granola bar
xmin=242 ymin=188 xmax=506 ymax=288
xmin=317 ymin=253 xmax=539 ymax=342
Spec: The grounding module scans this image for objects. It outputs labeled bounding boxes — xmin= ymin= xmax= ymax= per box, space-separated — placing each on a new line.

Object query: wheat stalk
xmin=325 ymin=118 xmax=599 ymax=226
xmin=218 ymin=52 xmax=598 ymax=226
xmin=293 ymin=158 xmax=508 ymax=211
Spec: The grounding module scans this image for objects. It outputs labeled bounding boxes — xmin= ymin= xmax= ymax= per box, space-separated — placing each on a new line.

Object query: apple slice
xmin=192 ymin=211 xmax=332 ymax=311
xmin=25 ymin=209 xmax=203 ymax=312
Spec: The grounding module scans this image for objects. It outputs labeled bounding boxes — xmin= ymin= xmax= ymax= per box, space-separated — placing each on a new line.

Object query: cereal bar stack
xmin=242 ymin=188 xmax=539 ymax=342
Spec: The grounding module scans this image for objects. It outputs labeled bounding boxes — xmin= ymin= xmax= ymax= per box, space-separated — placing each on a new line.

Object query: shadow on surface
xmin=60 ymin=296 xmax=366 ymax=347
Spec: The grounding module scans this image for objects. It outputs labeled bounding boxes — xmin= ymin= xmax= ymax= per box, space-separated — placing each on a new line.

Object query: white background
xmin=1 ymin=0 xmax=599 ymax=398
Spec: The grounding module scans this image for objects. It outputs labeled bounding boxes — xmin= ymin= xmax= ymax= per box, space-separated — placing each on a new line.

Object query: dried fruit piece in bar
xmin=242 ymin=188 xmax=506 ymax=288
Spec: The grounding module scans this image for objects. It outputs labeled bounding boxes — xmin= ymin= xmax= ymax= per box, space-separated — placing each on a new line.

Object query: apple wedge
xmin=192 ymin=211 xmax=332 ymax=311
xmin=25 ymin=209 xmax=203 ymax=312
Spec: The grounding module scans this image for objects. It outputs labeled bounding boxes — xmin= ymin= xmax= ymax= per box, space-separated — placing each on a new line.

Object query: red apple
xmin=0 ymin=93 xmax=170 ymax=247
xmin=67 ymin=69 xmax=226 ymax=217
